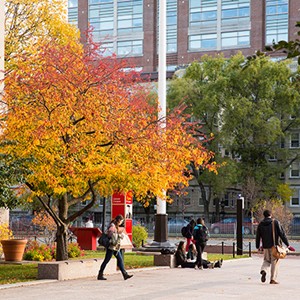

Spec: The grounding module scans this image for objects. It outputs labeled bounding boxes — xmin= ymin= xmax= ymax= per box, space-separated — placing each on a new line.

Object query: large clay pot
xmin=0 ymin=239 xmax=27 ymax=261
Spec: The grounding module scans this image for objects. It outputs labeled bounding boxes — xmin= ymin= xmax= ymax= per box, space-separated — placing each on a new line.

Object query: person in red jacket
xmin=256 ymin=210 xmax=295 ymax=284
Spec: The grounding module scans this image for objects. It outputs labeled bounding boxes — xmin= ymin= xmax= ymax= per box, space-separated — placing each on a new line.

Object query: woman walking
xmin=97 ymin=214 xmax=133 ymax=280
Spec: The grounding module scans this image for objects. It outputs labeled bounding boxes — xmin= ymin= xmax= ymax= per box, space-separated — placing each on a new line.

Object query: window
xmin=290 ymin=163 xmax=300 ymax=178
xmin=221 ymin=31 xmax=250 ymax=48
xmin=88 ymin=0 xmax=143 ymax=57
xmin=290 ymin=133 xmax=300 ymax=148
xmin=99 ymin=42 xmax=114 ymax=57
xmin=68 ymin=0 xmax=78 ymax=26
xmin=117 ymin=40 xmax=143 ymax=56
xmin=189 ymin=34 xmax=217 ymax=51
xmin=188 ymin=0 xmax=250 ymax=51
xmin=221 ymin=0 xmax=250 ymax=22
xmin=189 ymin=0 xmax=218 ymax=27
xmin=265 ymin=0 xmax=288 ymax=45
xmin=291 ymin=189 xmax=300 ymax=206
xmin=117 ymin=0 xmax=143 ymax=34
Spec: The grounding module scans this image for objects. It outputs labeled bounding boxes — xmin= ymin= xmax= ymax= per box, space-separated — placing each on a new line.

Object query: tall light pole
xmin=146 ymin=0 xmax=173 ymax=250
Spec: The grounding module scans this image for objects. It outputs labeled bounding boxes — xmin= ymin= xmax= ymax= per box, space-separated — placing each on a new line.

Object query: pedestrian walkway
xmin=1 ymin=255 xmax=299 ymax=299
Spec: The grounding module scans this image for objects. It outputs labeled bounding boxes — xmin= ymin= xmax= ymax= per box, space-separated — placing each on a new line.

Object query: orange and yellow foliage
xmin=1 ymin=35 xmax=216 ymax=205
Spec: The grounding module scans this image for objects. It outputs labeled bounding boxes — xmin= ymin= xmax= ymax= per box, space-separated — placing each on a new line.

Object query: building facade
xmin=69 ymin=0 xmax=300 ymax=74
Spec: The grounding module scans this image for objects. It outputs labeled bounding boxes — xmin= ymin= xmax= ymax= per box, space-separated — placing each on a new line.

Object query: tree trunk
xmin=56 ymin=224 xmax=68 ymax=261
xmin=56 ymin=194 xmax=69 ymax=261
xmin=199 ymin=181 xmax=210 ymax=222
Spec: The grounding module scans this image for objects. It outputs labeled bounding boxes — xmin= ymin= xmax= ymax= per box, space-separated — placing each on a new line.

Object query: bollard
xmin=249 ymin=242 xmax=251 ymax=257
xmin=142 ymin=240 xmax=144 ymax=247
xmin=222 ymin=241 xmax=224 ymax=254
xmin=233 ymin=242 xmax=235 ymax=258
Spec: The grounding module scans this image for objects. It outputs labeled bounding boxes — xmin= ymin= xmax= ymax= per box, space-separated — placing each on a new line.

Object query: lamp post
xmin=145 ymin=0 xmax=173 ymax=251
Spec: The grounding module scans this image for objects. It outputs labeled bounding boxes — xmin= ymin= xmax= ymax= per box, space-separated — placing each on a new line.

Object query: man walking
xmin=256 ymin=209 xmax=295 ymax=284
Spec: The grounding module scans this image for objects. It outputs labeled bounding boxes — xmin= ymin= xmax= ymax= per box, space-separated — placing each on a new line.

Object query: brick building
xmin=68 ymin=0 xmax=300 ymax=75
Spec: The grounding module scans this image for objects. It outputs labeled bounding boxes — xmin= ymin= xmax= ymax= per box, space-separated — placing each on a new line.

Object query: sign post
xmin=111 ymin=191 xmax=133 ymax=241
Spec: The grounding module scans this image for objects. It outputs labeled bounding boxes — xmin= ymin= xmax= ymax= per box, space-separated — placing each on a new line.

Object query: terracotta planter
xmin=0 ymin=239 xmax=27 ymax=261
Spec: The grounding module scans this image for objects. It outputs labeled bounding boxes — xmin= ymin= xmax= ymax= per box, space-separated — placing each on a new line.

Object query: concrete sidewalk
xmin=1 ymin=255 xmax=299 ymax=299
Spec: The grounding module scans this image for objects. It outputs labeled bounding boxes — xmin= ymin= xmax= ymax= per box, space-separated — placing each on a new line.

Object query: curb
xmin=0 ymin=279 xmax=57 ymax=290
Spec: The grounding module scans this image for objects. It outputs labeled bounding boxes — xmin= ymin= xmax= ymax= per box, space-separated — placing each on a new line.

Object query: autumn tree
xmin=5 ymin=0 xmax=78 ymax=65
xmin=0 ymin=35 xmax=215 ymax=260
xmin=0 ymin=0 xmax=80 ymax=210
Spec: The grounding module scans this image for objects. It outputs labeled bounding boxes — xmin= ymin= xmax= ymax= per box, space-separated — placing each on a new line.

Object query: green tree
xmin=168 ymin=55 xmax=239 ymax=221
xmin=167 ymin=52 xmax=300 ymax=219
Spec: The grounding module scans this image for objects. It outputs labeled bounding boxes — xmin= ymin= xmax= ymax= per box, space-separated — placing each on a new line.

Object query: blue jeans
xmin=100 ymin=248 xmax=126 ymax=275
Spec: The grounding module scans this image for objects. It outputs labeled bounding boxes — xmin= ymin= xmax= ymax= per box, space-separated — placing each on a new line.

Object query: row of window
xmin=68 ymin=0 xmax=289 ymax=59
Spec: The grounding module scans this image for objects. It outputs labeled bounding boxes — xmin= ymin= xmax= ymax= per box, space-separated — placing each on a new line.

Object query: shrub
xmin=68 ymin=242 xmax=84 ymax=258
xmin=0 ymin=223 xmax=13 ymax=255
xmin=24 ymin=241 xmax=83 ymax=261
xmin=24 ymin=241 xmax=53 ymax=261
xmin=132 ymin=225 xmax=148 ymax=248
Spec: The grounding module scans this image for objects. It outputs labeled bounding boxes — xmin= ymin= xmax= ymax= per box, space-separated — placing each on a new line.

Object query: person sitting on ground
xmin=175 ymin=241 xmax=223 ymax=269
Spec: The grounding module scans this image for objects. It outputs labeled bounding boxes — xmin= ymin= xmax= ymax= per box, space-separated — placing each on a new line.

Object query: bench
xmin=154 ymin=252 xmax=207 ymax=268
xmin=38 ymin=258 xmax=116 ymax=280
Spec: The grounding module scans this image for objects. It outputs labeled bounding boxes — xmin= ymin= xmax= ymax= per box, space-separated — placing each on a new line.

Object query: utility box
xmin=70 ymin=227 xmax=101 ymax=250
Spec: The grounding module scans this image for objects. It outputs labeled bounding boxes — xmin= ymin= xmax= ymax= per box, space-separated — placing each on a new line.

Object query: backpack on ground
xmin=193 ymin=225 xmax=209 ymax=242
xmin=181 ymin=226 xmax=188 ymax=238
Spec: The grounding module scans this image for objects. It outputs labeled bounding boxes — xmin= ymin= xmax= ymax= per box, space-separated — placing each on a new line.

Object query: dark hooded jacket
xmin=256 ymin=217 xmax=289 ymax=249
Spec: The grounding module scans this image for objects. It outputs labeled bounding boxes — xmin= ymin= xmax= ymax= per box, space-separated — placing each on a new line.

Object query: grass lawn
xmin=0 ymin=252 xmax=247 ymax=285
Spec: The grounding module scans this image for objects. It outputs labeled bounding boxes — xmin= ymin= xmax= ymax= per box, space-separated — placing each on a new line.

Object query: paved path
xmin=1 ymin=254 xmax=299 ymax=300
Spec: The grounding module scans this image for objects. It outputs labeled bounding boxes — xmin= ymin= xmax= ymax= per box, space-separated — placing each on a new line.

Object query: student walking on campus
xmin=97 ymin=214 xmax=133 ymax=281
xmin=256 ymin=210 xmax=295 ymax=284
xmin=193 ymin=217 xmax=209 ymax=270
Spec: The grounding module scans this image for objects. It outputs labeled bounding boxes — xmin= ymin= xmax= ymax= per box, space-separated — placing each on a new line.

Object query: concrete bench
xmin=154 ymin=252 xmax=207 ymax=268
xmin=38 ymin=258 xmax=116 ymax=280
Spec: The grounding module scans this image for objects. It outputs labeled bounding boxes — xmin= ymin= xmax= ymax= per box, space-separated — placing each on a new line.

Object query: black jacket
xmin=255 ymin=217 xmax=289 ymax=249
xmin=175 ymin=249 xmax=186 ymax=266
xmin=185 ymin=223 xmax=193 ymax=238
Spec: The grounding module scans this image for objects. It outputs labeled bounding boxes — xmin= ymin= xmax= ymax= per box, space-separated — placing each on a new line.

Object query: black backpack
xmin=181 ymin=226 xmax=188 ymax=238
xmin=193 ymin=225 xmax=209 ymax=242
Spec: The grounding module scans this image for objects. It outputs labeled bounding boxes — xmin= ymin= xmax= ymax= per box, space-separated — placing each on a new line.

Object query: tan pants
xmin=261 ymin=248 xmax=279 ymax=281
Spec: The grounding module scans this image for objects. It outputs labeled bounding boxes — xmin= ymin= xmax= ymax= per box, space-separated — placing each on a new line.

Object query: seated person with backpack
xmin=175 ymin=241 xmax=223 ymax=269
